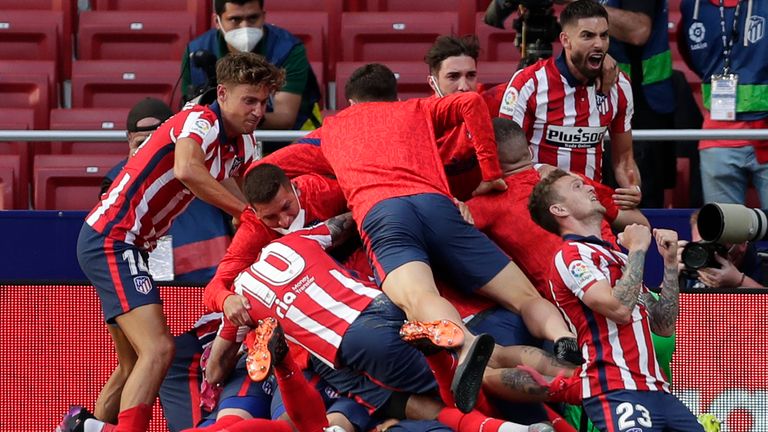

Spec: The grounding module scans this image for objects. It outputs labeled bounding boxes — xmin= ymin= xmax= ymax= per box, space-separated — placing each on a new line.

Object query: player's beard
xmin=570 ymin=50 xmax=603 ymax=81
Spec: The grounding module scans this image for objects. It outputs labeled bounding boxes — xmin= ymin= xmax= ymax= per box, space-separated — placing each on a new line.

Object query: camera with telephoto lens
xmin=680 ymin=241 xmax=728 ymax=274
xmin=483 ymin=0 xmax=561 ymax=68
xmin=697 ymin=203 xmax=768 ymax=244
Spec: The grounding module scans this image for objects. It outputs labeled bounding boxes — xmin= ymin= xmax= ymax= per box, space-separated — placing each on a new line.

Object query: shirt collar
xmin=555 ymin=51 xmax=594 ymax=88
xmin=562 ymin=233 xmax=614 ymax=248
xmin=208 ymin=101 xmax=231 ymax=145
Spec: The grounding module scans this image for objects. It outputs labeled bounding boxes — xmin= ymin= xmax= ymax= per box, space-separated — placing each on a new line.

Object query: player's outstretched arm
xmin=642 ymin=229 xmax=680 ymax=337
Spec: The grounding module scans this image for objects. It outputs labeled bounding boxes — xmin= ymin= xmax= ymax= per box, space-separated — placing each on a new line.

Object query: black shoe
xmin=55 ymin=405 xmax=95 ymax=432
xmin=451 ymin=333 xmax=495 ymax=413
xmin=246 ymin=317 xmax=289 ymax=382
xmin=554 ymin=337 xmax=584 ymax=365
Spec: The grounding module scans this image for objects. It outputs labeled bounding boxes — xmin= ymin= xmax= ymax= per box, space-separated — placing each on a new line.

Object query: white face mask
xmin=270 ymin=184 xmax=306 ymax=235
xmin=429 ymin=75 xmax=445 ymax=98
xmin=218 ymin=17 xmax=263 ymax=52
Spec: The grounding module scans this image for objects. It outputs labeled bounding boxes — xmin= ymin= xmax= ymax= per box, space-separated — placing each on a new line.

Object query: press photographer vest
xmin=604 ymin=0 xmax=676 ymax=114
xmin=681 ymin=0 xmax=768 ymax=121
xmin=188 ymin=24 xmax=323 ymax=130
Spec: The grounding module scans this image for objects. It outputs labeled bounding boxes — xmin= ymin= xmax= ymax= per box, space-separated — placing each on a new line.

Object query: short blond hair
xmin=216 ymin=52 xmax=285 ymax=92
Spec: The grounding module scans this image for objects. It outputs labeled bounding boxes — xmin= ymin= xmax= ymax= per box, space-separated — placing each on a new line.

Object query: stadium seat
xmin=267 ymin=0 xmax=343 ymax=78
xmin=49 ymin=108 xmax=131 ymax=155
xmin=267 ymin=12 xmax=327 ymax=64
xmin=477 ymin=61 xmax=517 ymax=88
xmin=78 ymin=11 xmax=195 ymax=61
xmin=0 ymin=108 xmax=36 ymax=209
xmin=33 ymin=154 xmax=123 ymax=210
xmin=0 ymin=61 xmax=56 ymax=129
xmin=71 ymin=60 xmax=181 ymax=109
xmin=366 ymin=0 xmax=476 ymax=35
xmin=475 ymin=12 xmax=521 ymax=62
xmin=335 ymin=61 xmax=431 ymax=110
xmin=0 ymin=0 xmax=76 ymax=78
xmin=341 ymin=12 xmax=459 ymax=62
xmin=0 ymin=11 xmax=62 ymax=83
xmin=668 ymin=8 xmax=681 ymax=39
xmin=90 ymin=0 xmax=209 ymax=35
xmin=0 ymin=155 xmax=21 ymax=210
xmin=310 ymin=62 xmax=326 ymax=109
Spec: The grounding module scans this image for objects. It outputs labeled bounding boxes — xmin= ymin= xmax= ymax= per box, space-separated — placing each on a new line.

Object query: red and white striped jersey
xmin=232 ymin=224 xmax=382 ymax=368
xmin=498 ymin=55 xmax=633 ymax=182
xmin=85 ymin=103 xmax=258 ymax=251
xmin=549 ymin=236 xmax=669 ymax=398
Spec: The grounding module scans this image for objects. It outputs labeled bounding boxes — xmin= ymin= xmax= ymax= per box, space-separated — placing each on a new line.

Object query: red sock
xmin=181 ymin=415 xmax=244 ymax=431
xmin=273 ymin=351 xmax=328 ymax=432
xmin=113 ymin=404 xmax=152 ymax=432
xmin=437 ymin=407 xmax=520 ymax=432
xmin=424 ymin=350 xmax=458 ymax=406
xmin=472 ymin=390 xmax=496 ymax=417
xmin=219 ymin=418 xmax=293 ymax=432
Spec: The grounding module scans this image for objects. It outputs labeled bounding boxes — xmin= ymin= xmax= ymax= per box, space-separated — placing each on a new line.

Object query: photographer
xmin=677 ymin=210 xmax=765 ymax=288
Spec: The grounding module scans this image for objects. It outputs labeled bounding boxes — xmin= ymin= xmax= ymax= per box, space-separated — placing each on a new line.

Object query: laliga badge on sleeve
xmin=710 ymin=73 xmax=738 ymax=121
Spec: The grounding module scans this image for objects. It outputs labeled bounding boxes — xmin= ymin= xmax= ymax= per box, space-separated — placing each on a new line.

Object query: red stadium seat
xmin=0 ymin=61 xmax=56 ymax=129
xmin=71 ymin=60 xmax=181 ymax=109
xmin=49 ymin=108 xmax=131 ymax=155
xmin=335 ymin=61 xmax=431 ymax=110
xmin=341 ymin=12 xmax=459 ymax=62
xmin=34 ymin=154 xmax=124 ymax=210
xmin=0 ymin=155 xmax=21 ymax=210
xmin=366 ymin=0 xmax=476 ymax=35
xmin=78 ymin=11 xmax=195 ymax=61
xmin=267 ymin=12 xmax=327 ymax=64
xmin=0 ymin=0 xmax=76 ymax=78
xmin=267 ymin=0 xmax=343 ymax=78
xmin=310 ymin=62 xmax=327 ymax=109
xmin=0 ymin=108 xmax=36 ymax=209
xmin=90 ymin=0 xmax=209 ymax=35
xmin=475 ymin=12 xmax=520 ymax=62
xmin=0 ymin=11 xmax=62 ymax=83
xmin=477 ymin=61 xmax=517 ymax=88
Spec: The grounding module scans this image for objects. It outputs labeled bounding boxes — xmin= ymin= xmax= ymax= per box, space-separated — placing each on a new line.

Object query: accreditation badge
xmin=710 ymin=73 xmax=738 ymax=121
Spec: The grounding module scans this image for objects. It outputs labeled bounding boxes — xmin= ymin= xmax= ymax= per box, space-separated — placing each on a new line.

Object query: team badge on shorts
xmin=134 ymin=276 xmax=153 ymax=295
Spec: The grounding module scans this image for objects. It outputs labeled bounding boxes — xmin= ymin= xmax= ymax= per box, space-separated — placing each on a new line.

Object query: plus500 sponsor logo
xmin=545 ymin=125 xmax=607 ymax=149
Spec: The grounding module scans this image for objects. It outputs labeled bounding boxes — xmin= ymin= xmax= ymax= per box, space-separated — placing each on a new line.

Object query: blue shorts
xmin=465 ymin=306 xmax=538 ymax=347
xmin=311 ymin=295 xmax=437 ymax=412
xmin=360 ymin=194 xmax=509 ymax=291
xmin=384 ymin=420 xmax=453 ymax=432
xmin=76 ymin=223 xmax=160 ymax=323
xmin=583 ymin=390 xmax=703 ymax=432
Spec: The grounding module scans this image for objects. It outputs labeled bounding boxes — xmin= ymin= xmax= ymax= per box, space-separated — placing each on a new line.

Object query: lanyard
xmin=718 ymin=0 xmax=742 ymax=74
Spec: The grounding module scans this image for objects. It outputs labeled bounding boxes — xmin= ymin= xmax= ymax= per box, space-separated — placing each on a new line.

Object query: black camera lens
xmin=681 ymin=243 xmax=710 ymax=270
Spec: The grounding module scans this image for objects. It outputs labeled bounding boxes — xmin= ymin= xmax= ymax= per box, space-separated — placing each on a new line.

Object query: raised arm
xmin=581 ymin=224 xmax=651 ymax=323
xmin=429 ymin=92 xmax=503 ymax=183
xmin=641 ymin=229 xmax=680 ymax=337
